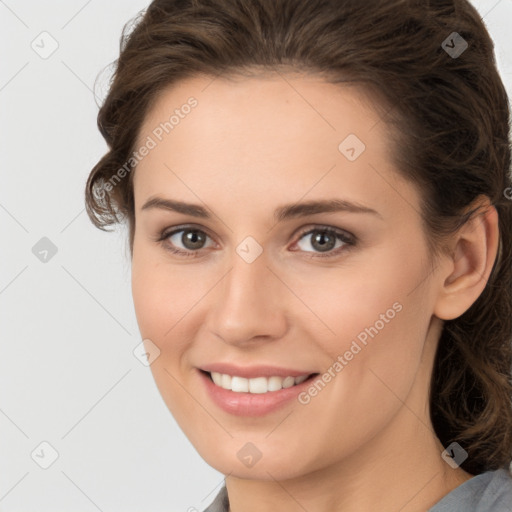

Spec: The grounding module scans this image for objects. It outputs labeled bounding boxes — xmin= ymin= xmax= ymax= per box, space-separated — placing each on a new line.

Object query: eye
xmin=156 ymin=224 xmax=356 ymax=259
xmin=292 ymin=226 xmax=355 ymax=257
xmin=158 ymin=226 xmax=215 ymax=257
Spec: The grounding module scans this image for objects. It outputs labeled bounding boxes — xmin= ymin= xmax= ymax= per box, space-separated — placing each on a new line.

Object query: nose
xmin=205 ymin=247 xmax=289 ymax=347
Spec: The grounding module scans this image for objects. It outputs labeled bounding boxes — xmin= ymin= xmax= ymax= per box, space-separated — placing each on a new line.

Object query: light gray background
xmin=1 ymin=1 xmax=511 ymax=511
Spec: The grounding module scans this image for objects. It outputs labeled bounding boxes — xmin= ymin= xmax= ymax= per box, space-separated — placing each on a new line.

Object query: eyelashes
xmin=156 ymin=224 xmax=357 ymax=259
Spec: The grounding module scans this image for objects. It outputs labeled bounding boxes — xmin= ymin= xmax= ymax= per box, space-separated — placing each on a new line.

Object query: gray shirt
xmin=202 ymin=469 xmax=512 ymax=512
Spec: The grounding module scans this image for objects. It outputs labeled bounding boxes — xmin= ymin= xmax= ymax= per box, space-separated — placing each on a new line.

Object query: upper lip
xmin=199 ymin=363 xmax=317 ymax=379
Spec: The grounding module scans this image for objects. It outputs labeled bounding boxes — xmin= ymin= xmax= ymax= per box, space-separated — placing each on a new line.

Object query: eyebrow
xmin=141 ymin=196 xmax=383 ymax=222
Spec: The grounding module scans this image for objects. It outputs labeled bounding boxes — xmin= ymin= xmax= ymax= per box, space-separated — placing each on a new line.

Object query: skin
xmin=130 ymin=71 xmax=499 ymax=512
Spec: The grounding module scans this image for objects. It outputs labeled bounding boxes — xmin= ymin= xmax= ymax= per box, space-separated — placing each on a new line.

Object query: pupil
xmin=183 ymin=230 xmax=205 ymax=249
xmin=312 ymin=231 xmax=335 ymax=252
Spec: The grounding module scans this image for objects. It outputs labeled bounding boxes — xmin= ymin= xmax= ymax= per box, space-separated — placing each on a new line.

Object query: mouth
xmin=196 ymin=363 xmax=321 ymax=416
xmin=200 ymin=369 xmax=319 ymax=394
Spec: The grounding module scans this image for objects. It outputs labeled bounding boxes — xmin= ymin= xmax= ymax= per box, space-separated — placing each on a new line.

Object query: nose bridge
xmin=207 ymin=243 xmax=287 ymax=344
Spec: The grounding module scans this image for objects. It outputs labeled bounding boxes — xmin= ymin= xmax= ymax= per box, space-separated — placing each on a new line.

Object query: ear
xmin=433 ymin=197 xmax=500 ymax=321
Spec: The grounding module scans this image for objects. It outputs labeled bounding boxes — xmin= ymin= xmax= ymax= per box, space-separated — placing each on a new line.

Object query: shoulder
xmin=429 ymin=468 xmax=512 ymax=512
xmin=201 ymin=485 xmax=229 ymax=512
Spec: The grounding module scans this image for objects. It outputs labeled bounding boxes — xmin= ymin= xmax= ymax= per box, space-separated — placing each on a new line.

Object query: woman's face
xmin=131 ymin=72 xmax=445 ymax=479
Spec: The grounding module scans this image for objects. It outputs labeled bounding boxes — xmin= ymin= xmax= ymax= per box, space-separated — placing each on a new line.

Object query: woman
xmin=85 ymin=0 xmax=512 ymax=510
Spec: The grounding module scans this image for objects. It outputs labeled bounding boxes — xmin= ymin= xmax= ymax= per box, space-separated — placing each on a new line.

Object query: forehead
xmin=133 ymin=72 xmax=418 ymax=222
xmin=137 ymin=70 xmax=386 ymax=148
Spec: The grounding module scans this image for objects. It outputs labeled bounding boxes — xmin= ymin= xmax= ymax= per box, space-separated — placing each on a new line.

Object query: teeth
xmin=211 ymin=372 xmax=223 ymax=386
xmin=249 ymin=377 xmax=267 ymax=394
xmin=231 ymin=376 xmax=249 ymax=392
xmin=209 ymin=372 xmax=311 ymax=393
xmin=294 ymin=374 xmax=309 ymax=385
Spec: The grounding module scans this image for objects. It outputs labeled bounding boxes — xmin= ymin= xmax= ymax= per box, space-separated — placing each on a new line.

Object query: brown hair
xmin=85 ymin=0 xmax=512 ymax=475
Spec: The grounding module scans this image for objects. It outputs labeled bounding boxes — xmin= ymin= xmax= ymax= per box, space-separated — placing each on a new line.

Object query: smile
xmin=208 ymin=371 xmax=311 ymax=394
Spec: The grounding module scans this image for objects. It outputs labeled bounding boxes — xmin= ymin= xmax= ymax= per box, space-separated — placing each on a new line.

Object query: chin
xmin=185 ymin=433 xmax=318 ymax=481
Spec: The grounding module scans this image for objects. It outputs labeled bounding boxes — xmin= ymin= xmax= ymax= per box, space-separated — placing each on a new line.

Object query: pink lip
xmin=199 ymin=362 xmax=315 ymax=379
xmin=197 ymin=368 xmax=318 ymax=417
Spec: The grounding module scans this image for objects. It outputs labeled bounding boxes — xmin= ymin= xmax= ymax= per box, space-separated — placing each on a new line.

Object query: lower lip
xmin=197 ymin=369 xmax=317 ymax=417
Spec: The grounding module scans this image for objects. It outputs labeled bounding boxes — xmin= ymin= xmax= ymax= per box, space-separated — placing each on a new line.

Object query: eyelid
xmin=158 ymin=223 xmax=217 ymax=242
xmin=293 ymin=224 xmax=354 ymax=242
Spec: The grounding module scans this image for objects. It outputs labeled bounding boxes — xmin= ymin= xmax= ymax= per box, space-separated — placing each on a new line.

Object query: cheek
xmin=131 ymin=254 xmax=201 ymax=419
xmin=291 ymin=242 xmax=431 ymax=357
xmin=131 ymin=240 xmax=196 ymax=338
xmin=131 ymin=247 xmax=219 ymax=371
xmin=292 ymin=243 xmax=432 ymax=413
xmin=131 ymin=246 xmax=180 ymax=381
xmin=285 ymin=289 xmax=429 ymax=472
xmin=131 ymin=257 xmax=166 ymax=340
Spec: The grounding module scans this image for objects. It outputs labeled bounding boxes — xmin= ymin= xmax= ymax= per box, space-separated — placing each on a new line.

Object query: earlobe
xmin=433 ymin=200 xmax=499 ymax=321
